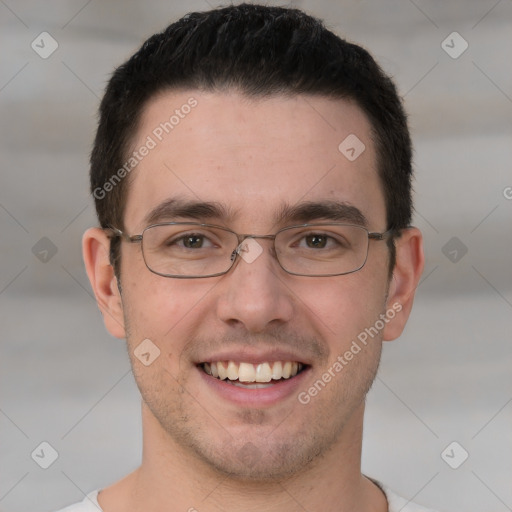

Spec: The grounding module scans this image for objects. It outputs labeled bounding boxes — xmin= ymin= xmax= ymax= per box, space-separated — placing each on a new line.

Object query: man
xmin=59 ymin=4 xmax=430 ymax=511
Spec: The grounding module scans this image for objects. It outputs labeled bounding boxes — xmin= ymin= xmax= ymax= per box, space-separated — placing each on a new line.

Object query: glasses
xmin=108 ymin=222 xmax=393 ymax=278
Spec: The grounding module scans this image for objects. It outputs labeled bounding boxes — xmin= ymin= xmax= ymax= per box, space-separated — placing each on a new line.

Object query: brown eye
xmin=305 ymin=235 xmax=328 ymax=248
xmin=183 ymin=235 xmax=205 ymax=248
xmin=163 ymin=232 xmax=216 ymax=250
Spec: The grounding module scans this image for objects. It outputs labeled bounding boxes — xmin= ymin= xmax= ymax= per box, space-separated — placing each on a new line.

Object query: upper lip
xmin=196 ymin=348 xmax=311 ymax=366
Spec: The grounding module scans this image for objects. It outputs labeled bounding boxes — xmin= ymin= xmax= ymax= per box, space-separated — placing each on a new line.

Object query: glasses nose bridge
xmin=237 ymin=233 xmax=276 ymax=243
xmin=235 ymin=233 xmax=277 ymax=251
xmin=231 ymin=233 xmax=278 ymax=263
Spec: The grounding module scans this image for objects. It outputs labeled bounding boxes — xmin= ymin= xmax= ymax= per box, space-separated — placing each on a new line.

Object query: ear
xmin=82 ymin=227 xmax=126 ymax=339
xmin=382 ymin=227 xmax=424 ymax=341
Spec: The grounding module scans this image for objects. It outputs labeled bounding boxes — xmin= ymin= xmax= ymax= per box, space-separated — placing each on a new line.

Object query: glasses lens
xmin=275 ymin=224 xmax=369 ymax=276
xmin=141 ymin=224 xmax=238 ymax=277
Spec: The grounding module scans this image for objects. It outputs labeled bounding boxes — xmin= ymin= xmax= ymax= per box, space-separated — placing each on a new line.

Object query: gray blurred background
xmin=1 ymin=1 xmax=511 ymax=511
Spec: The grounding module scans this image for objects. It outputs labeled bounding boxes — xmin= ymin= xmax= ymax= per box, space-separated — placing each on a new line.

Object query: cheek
xmin=289 ymin=272 xmax=388 ymax=343
xmin=121 ymin=272 xmax=216 ymax=357
xmin=122 ymin=280 xmax=199 ymax=405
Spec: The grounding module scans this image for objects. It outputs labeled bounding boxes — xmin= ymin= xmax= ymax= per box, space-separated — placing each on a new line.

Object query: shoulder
xmin=53 ymin=490 xmax=102 ymax=512
xmin=381 ymin=485 xmax=440 ymax=512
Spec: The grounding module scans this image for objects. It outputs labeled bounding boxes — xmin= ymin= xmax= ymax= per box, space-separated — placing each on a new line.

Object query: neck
xmin=99 ymin=401 xmax=387 ymax=512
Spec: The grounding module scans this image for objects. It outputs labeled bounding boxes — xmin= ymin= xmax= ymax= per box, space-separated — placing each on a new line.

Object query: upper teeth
xmin=203 ymin=361 xmax=303 ymax=383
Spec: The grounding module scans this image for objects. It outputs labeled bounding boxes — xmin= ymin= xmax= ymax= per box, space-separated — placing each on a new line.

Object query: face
xmin=109 ymin=91 xmax=396 ymax=480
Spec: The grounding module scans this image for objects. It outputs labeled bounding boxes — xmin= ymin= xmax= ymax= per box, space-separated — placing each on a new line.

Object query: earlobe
xmin=382 ymin=227 xmax=424 ymax=341
xmin=82 ymin=227 xmax=126 ymax=339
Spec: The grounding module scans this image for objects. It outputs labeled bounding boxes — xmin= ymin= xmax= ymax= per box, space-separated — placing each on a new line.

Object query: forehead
xmin=124 ymin=90 xmax=385 ymax=231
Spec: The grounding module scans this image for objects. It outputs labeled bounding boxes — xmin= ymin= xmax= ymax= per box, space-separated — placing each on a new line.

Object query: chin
xmin=199 ymin=440 xmax=321 ymax=483
xmin=176 ymin=424 xmax=330 ymax=483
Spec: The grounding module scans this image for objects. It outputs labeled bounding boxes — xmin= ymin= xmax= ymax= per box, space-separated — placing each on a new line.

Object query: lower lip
xmin=197 ymin=366 xmax=311 ymax=407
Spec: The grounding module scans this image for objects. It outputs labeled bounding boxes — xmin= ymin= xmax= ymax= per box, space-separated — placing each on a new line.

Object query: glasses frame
xmin=107 ymin=222 xmax=395 ymax=279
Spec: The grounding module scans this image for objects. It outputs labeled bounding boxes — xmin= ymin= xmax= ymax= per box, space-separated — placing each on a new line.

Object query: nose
xmin=215 ymin=238 xmax=294 ymax=333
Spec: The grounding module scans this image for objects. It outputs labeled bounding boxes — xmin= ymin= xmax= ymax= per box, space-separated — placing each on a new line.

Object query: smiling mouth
xmin=200 ymin=361 xmax=306 ymax=389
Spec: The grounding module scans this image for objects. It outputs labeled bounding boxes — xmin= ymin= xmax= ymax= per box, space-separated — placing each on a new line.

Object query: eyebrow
xmin=144 ymin=198 xmax=236 ymax=226
xmin=143 ymin=198 xmax=368 ymax=229
xmin=275 ymin=200 xmax=368 ymax=227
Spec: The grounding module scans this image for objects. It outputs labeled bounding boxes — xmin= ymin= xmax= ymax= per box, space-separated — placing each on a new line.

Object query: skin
xmin=83 ymin=90 xmax=424 ymax=512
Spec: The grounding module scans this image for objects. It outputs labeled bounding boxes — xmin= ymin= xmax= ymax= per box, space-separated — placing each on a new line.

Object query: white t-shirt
xmin=54 ymin=483 xmax=439 ymax=512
